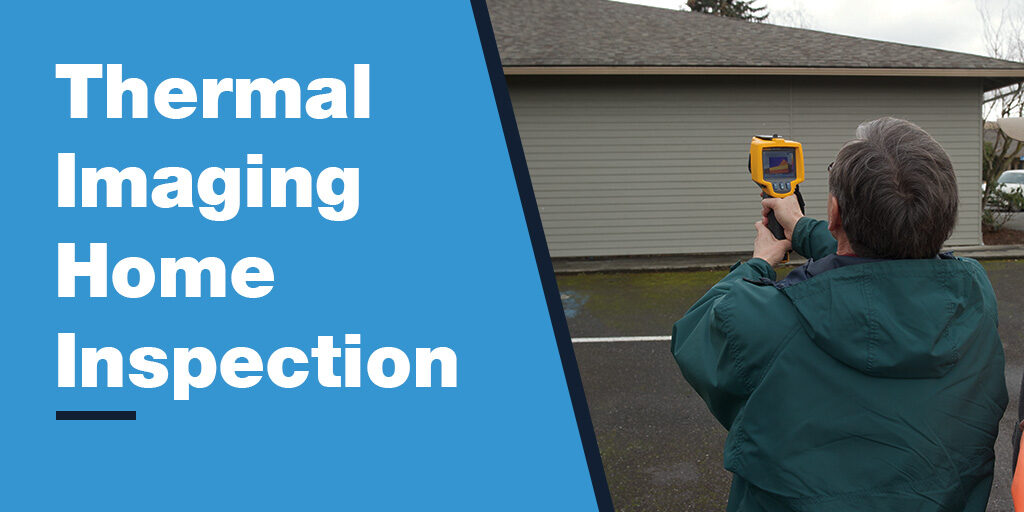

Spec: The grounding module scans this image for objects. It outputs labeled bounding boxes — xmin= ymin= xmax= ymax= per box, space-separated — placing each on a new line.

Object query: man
xmin=672 ymin=117 xmax=1007 ymax=511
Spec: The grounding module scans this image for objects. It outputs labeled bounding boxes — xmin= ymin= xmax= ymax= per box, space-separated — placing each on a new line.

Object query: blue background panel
xmin=0 ymin=2 xmax=598 ymax=509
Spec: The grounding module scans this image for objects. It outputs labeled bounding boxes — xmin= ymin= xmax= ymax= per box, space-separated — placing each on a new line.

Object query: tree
xmin=977 ymin=0 xmax=1024 ymax=230
xmin=687 ymin=0 xmax=768 ymax=21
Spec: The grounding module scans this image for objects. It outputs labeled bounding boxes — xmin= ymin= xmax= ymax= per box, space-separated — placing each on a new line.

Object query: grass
xmin=556 ymin=259 xmax=1020 ymax=337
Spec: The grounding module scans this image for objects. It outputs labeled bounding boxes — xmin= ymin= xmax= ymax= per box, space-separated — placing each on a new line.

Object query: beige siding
xmin=508 ymin=76 xmax=983 ymax=257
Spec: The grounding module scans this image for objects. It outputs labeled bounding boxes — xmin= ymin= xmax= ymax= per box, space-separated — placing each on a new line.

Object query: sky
xmin=614 ymin=0 xmax=1022 ymax=59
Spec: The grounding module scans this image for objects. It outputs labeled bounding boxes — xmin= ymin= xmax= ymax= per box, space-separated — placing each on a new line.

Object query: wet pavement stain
xmin=560 ymin=290 xmax=588 ymax=319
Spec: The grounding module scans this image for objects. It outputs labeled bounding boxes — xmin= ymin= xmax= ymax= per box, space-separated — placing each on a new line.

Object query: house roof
xmin=487 ymin=0 xmax=1024 ymax=89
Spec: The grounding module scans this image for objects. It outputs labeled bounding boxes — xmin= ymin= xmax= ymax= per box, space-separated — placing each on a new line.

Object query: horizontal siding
xmin=509 ymin=75 xmax=983 ymax=257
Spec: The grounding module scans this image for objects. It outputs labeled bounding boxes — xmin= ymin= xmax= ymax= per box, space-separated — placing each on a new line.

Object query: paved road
xmin=1007 ymin=212 xmax=1024 ymax=232
xmin=558 ymin=260 xmax=1024 ymax=511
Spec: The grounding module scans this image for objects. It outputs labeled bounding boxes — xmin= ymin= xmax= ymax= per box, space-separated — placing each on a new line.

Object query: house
xmin=487 ymin=0 xmax=1024 ymax=257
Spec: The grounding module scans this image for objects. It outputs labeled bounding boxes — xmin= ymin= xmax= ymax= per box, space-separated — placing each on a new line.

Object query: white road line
xmin=571 ymin=335 xmax=671 ymax=343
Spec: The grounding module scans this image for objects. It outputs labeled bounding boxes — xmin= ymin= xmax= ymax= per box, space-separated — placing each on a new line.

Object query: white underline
xmin=571 ymin=335 xmax=671 ymax=343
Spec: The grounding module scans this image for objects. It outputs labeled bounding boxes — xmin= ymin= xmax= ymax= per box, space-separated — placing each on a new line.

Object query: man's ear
xmin=827 ymin=195 xmax=842 ymax=232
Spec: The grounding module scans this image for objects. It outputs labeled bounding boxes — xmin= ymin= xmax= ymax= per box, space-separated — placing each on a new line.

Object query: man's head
xmin=827 ymin=117 xmax=959 ymax=259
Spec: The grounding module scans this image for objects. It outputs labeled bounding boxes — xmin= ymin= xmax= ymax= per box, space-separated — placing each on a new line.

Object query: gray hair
xmin=828 ymin=117 xmax=958 ymax=259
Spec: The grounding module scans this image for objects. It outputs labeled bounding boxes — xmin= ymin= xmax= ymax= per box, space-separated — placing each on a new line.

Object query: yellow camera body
xmin=748 ymin=135 xmax=807 ymax=264
xmin=749 ymin=135 xmax=805 ymax=198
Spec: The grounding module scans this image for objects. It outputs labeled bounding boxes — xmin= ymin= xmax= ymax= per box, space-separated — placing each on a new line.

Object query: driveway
xmin=558 ymin=260 xmax=1024 ymax=511
xmin=1007 ymin=212 xmax=1024 ymax=232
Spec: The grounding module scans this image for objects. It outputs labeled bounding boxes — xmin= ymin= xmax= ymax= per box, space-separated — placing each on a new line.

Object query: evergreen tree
xmin=687 ymin=0 xmax=768 ymax=21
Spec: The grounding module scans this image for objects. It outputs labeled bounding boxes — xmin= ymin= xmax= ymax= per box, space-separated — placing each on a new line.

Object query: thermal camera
xmin=748 ymin=135 xmax=806 ymax=262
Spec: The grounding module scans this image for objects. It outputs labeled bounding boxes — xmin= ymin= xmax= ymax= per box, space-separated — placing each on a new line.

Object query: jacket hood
xmin=779 ymin=258 xmax=989 ymax=379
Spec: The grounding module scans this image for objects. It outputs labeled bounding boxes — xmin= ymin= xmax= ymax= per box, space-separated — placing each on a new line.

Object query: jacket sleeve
xmin=792 ymin=217 xmax=837 ymax=261
xmin=671 ymin=258 xmax=775 ymax=429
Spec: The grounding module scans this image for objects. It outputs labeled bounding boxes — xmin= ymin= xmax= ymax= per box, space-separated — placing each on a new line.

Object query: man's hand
xmin=761 ymin=195 xmax=804 ymax=240
xmin=753 ymin=220 xmax=792 ymax=266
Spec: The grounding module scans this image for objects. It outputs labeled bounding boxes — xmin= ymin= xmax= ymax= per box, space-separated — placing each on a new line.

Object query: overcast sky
xmin=614 ymin=0 xmax=1023 ymax=58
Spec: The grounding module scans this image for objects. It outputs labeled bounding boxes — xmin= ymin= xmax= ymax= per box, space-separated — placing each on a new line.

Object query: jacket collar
xmin=774 ymin=252 xmax=954 ymax=289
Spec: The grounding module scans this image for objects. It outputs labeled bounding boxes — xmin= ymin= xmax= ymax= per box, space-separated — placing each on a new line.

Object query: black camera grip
xmin=761 ymin=187 xmax=805 ymax=241
xmin=765 ymin=208 xmax=787 ymax=240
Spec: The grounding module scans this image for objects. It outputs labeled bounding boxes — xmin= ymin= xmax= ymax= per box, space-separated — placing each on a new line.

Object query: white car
xmin=990 ymin=170 xmax=1024 ymax=211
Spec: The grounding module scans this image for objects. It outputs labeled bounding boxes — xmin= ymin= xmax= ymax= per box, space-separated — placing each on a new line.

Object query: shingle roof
xmin=487 ymin=0 xmax=1024 ymax=73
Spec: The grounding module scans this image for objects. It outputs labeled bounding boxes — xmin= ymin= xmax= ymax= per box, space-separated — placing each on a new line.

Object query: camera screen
xmin=762 ymin=148 xmax=796 ymax=180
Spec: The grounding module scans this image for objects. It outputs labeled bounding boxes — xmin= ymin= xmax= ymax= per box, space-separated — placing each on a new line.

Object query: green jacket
xmin=671 ymin=217 xmax=1008 ymax=511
